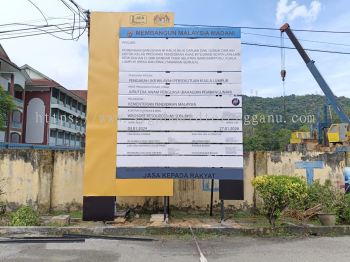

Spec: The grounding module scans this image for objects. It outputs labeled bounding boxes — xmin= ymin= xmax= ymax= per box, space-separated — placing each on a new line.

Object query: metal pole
xmin=166 ymin=196 xmax=170 ymax=217
xmin=163 ymin=196 xmax=167 ymax=222
xmin=220 ymin=199 xmax=224 ymax=222
xmin=210 ymin=179 xmax=214 ymax=216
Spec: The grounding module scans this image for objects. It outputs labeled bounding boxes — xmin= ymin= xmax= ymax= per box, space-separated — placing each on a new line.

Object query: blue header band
xmin=120 ymin=27 xmax=241 ymax=39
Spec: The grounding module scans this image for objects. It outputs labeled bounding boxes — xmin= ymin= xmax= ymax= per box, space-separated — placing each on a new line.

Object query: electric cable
xmin=175 ymin=23 xmax=350 ymax=34
xmin=0 ymin=26 xmax=86 ymax=41
xmin=242 ymin=32 xmax=350 ymax=48
xmin=26 ymin=0 xmax=48 ymax=25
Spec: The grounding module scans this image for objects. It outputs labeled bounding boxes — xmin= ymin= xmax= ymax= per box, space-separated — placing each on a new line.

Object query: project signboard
xmin=83 ymin=13 xmax=244 ymax=220
xmin=117 ymin=27 xmax=242 ymax=179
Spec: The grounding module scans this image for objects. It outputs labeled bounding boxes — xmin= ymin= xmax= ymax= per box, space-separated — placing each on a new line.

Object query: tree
xmin=252 ymin=175 xmax=308 ymax=227
xmin=275 ymin=128 xmax=292 ymax=151
xmin=244 ymin=118 xmax=280 ymax=151
xmin=0 ymin=85 xmax=15 ymax=129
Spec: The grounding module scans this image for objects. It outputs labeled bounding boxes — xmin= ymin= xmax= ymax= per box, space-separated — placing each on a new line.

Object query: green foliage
xmin=337 ymin=194 xmax=350 ymax=224
xmin=0 ymin=85 xmax=15 ymax=129
xmin=242 ymin=94 xmax=350 ymax=151
xmin=306 ymin=180 xmax=343 ymax=213
xmin=244 ymin=122 xmax=292 ymax=152
xmin=252 ymin=175 xmax=308 ymax=227
xmin=10 ymin=206 xmax=40 ymax=226
xmin=243 ymin=95 xmax=350 ymax=130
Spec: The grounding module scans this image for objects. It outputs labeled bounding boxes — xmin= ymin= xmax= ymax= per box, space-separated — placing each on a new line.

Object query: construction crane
xmin=280 ymin=23 xmax=350 ymax=145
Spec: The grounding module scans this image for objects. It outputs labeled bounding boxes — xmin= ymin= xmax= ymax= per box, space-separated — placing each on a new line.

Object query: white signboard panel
xmin=117 ymin=131 xmax=243 ymax=144
xmin=118 ymin=120 xmax=242 ymax=132
xmin=119 ymin=38 xmax=241 ymax=72
xmin=117 ymin=155 xmax=243 ymax=168
xmin=117 ymin=144 xmax=243 ymax=156
xmin=119 ymin=72 xmax=241 ymax=84
xmin=118 ymin=108 xmax=242 ymax=120
xmin=117 ymin=27 xmax=242 ymax=179
xmin=119 ymin=95 xmax=242 ymax=108
xmin=118 ymin=83 xmax=241 ymax=96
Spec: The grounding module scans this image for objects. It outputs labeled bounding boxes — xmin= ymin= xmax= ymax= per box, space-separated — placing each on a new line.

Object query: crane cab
xmin=328 ymin=123 xmax=350 ymax=143
xmin=290 ymin=132 xmax=312 ymax=144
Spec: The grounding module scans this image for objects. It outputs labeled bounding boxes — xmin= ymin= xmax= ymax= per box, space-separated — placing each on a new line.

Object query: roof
xmin=0 ymin=44 xmax=20 ymax=70
xmin=70 ymin=90 xmax=87 ymax=101
xmin=26 ymin=79 xmax=61 ymax=88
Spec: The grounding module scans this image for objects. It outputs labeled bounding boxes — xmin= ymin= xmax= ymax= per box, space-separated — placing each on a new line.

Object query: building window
xmin=67 ymin=96 xmax=72 ymax=109
xmin=49 ymin=130 xmax=57 ymax=145
xmin=72 ymin=99 xmax=77 ymax=112
xmin=59 ymin=92 xmax=65 ymax=105
xmin=0 ymin=131 xmax=5 ymax=142
xmin=51 ymin=88 xmax=59 ymax=104
xmin=12 ymin=110 xmax=21 ymax=123
xmin=12 ymin=110 xmax=22 ymax=129
xmin=57 ymin=132 xmax=63 ymax=145
xmin=64 ymin=132 xmax=70 ymax=146
xmin=14 ymin=90 xmax=23 ymax=100
xmin=10 ymin=132 xmax=21 ymax=143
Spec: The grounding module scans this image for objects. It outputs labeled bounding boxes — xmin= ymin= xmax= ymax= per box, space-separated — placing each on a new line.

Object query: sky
xmin=1 ymin=0 xmax=350 ymax=98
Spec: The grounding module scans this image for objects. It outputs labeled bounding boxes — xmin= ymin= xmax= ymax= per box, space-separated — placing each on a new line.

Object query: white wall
xmin=25 ymin=98 xmax=45 ymax=143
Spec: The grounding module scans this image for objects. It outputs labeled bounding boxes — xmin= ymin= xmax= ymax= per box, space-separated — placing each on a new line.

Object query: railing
xmin=51 ymin=97 xmax=58 ymax=104
xmin=11 ymin=122 xmax=22 ymax=129
xmin=0 ymin=76 xmax=9 ymax=91
xmin=0 ymin=142 xmax=84 ymax=150
xmin=50 ymin=103 xmax=85 ymax=119
xmin=13 ymin=98 xmax=24 ymax=107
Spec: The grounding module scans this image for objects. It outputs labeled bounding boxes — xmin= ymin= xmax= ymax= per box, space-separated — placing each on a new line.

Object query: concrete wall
xmin=0 ymin=149 xmax=347 ymax=212
xmin=0 ymin=150 xmax=84 ymax=212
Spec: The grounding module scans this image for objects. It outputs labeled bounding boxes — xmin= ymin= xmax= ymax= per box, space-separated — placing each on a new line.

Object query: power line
xmin=0 ymin=26 xmax=86 ymax=41
xmin=1 ymin=26 xmax=349 ymax=55
xmin=0 ymin=23 xmax=75 ymax=35
xmin=26 ymin=0 xmax=48 ymax=25
xmin=59 ymin=0 xmax=88 ymax=21
xmin=0 ymin=20 xmax=87 ymax=40
xmin=0 ymin=0 xmax=88 ymax=40
xmin=242 ymin=32 xmax=350 ymax=48
xmin=175 ymin=23 xmax=350 ymax=34
xmin=0 ymin=16 xmax=74 ymax=27
xmin=241 ymin=42 xmax=350 ymax=55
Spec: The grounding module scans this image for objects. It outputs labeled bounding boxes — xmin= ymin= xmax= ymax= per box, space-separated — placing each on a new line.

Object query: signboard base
xmin=219 ymin=180 xmax=244 ymax=200
xmin=83 ymin=196 xmax=116 ymax=221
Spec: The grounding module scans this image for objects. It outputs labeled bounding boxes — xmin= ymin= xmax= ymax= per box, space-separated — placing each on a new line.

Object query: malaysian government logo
xmin=129 ymin=14 xmax=147 ymax=25
xmin=153 ymin=14 xmax=171 ymax=25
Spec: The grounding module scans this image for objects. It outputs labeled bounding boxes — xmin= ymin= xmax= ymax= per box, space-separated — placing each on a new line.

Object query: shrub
xmin=337 ymin=194 xmax=350 ymax=224
xmin=10 ymin=206 xmax=40 ymax=226
xmin=306 ymin=180 xmax=344 ymax=214
xmin=252 ymin=175 xmax=308 ymax=227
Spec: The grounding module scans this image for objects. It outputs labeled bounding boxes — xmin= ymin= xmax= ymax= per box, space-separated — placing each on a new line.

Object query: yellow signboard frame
xmin=83 ymin=12 xmax=174 ymax=197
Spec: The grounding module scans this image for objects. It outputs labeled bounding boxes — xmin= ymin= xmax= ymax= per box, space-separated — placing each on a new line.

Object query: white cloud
xmin=0 ymin=0 xmax=168 ymax=90
xmin=276 ymin=0 xmax=321 ymax=25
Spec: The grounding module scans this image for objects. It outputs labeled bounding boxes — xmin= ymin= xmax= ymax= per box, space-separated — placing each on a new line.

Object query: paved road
xmin=1 ymin=236 xmax=350 ymax=261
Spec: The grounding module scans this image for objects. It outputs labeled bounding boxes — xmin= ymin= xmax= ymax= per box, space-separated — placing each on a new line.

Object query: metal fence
xmin=0 ymin=143 xmax=84 ymax=151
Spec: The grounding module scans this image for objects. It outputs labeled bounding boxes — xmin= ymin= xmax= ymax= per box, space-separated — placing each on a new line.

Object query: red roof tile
xmin=26 ymin=79 xmax=61 ymax=87
xmin=0 ymin=46 xmax=20 ymax=69
xmin=70 ymin=90 xmax=87 ymax=101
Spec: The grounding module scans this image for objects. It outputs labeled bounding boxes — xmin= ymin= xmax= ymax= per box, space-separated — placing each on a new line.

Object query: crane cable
xmin=281 ymin=31 xmax=287 ymax=126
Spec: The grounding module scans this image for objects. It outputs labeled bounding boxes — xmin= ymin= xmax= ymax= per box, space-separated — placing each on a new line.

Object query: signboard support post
xmin=163 ymin=196 xmax=168 ymax=222
xmin=166 ymin=196 xmax=171 ymax=217
xmin=220 ymin=199 xmax=225 ymax=222
xmin=210 ymin=179 xmax=214 ymax=216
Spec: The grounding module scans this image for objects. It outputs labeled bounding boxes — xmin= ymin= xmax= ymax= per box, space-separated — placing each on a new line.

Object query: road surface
xmin=0 ymin=236 xmax=350 ymax=261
